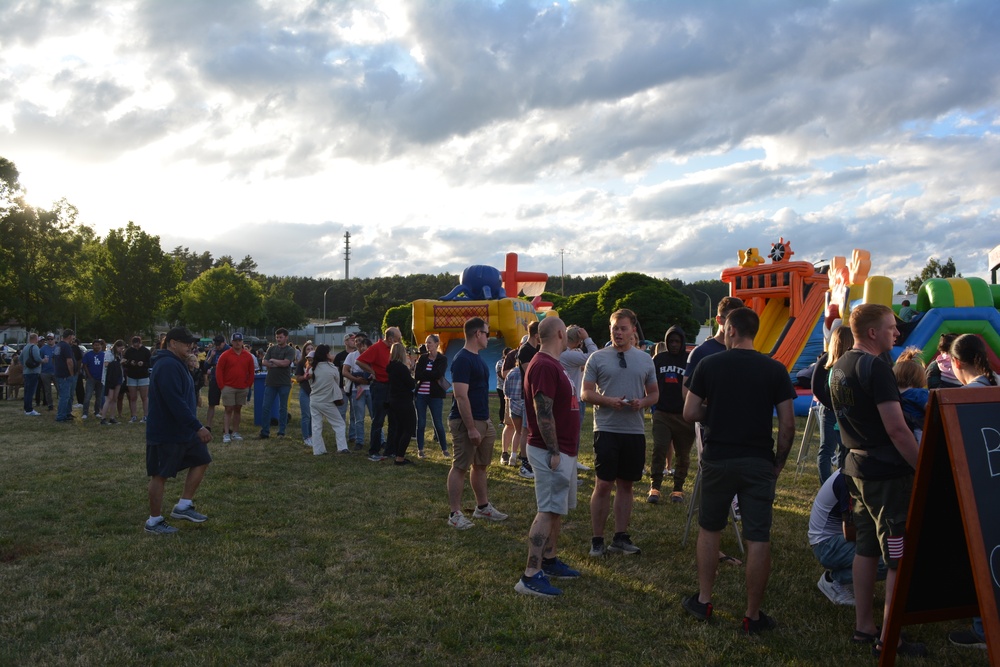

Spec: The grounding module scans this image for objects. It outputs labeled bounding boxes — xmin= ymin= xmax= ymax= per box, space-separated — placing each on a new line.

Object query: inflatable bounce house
xmin=719 ymin=238 xmax=1000 ymax=415
xmin=411 ymin=253 xmax=555 ymax=390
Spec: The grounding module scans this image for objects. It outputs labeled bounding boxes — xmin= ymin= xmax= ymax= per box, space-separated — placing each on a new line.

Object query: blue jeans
xmin=351 ymin=390 xmax=371 ymax=444
xmin=817 ymin=404 xmax=842 ymax=484
xmin=56 ymin=375 xmax=75 ymax=420
xmin=260 ymin=384 xmax=291 ymax=436
xmin=368 ymin=381 xmax=389 ymax=455
xmin=23 ymin=373 xmax=40 ymax=412
xmin=812 ymin=535 xmax=887 ymax=585
xmin=299 ymin=388 xmax=312 ymax=440
xmin=84 ymin=377 xmax=104 ymax=416
xmin=415 ymin=394 xmax=447 ymax=452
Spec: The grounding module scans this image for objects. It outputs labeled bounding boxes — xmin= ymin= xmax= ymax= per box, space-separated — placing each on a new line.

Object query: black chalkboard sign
xmin=881 ymin=387 xmax=1000 ymax=666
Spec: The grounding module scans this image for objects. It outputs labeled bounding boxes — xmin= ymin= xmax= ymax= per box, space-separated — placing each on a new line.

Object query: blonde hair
xmin=390 ymin=342 xmax=409 ymax=366
xmin=826 ymin=326 xmax=855 ymax=369
xmin=893 ymin=347 xmax=926 ymax=390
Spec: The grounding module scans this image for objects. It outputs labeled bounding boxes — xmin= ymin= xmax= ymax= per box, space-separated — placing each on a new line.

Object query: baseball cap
xmin=232 ymin=332 xmax=244 ymax=341
xmin=164 ymin=327 xmax=199 ymax=345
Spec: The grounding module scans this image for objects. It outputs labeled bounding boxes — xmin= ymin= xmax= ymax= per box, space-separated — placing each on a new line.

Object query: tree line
xmin=2 ymin=155 xmax=727 ymax=344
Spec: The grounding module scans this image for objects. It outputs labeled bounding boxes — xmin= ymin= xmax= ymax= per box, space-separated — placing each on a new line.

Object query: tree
xmin=614 ymin=284 xmax=700 ymax=344
xmin=180 ymin=265 xmax=264 ymax=335
xmin=904 ymin=257 xmax=961 ymax=294
xmin=0 ymin=182 xmax=95 ymax=333
xmin=258 ymin=281 xmax=308 ymax=332
xmin=555 ymin=292 xmax=601 ymax=342
xmin=92 ymin=222 xmax=181 ymax=338
xmin=581 ymin=272 xmax=700 ymax=344
xmin=170 ymin=246 xmax=214 ymax=282
xmin=383 ymin=304 xmax=413 ymax=344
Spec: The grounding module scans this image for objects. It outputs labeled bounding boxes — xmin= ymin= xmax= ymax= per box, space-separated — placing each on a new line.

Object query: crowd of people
xmin=8 ymin=298 xmax=996 ymax=657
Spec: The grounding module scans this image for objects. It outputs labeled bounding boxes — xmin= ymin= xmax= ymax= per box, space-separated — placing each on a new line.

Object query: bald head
xmin=537 ymin=317 xmax=567 ymax=356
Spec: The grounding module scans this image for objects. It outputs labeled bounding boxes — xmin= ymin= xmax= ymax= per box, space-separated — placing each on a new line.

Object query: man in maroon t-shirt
xmin=514 ymin=317 xmax=583 ymax=597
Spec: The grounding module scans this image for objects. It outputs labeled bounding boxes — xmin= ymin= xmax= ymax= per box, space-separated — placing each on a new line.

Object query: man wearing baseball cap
xmin=215 ymin=332 xmax=255 ymax=443
xmin=144 ymin=327 xmax=213 ymax=535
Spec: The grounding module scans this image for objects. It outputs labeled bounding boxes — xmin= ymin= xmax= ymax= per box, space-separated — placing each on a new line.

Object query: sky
xmin=2 ymin=0 xmax=999 ymax=289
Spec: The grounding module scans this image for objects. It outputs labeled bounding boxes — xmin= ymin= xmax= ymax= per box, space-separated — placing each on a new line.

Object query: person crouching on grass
xmin=144 ymin=327 xmax=213 ymax=535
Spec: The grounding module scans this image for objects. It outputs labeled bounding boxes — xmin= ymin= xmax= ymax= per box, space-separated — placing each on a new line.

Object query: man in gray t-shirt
xmin=581 ymin=309 xmax=658 ymax=557
xmin=259 ymin=328 xmax=297 ymax=439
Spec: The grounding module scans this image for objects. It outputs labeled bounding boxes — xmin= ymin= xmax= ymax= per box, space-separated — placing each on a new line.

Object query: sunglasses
xmin=617 ymin=351 xmax=627 ymax=368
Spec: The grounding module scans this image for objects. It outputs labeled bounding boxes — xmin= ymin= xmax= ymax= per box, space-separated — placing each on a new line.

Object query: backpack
xmin=24 ymin=344 xmax=41 ymax=369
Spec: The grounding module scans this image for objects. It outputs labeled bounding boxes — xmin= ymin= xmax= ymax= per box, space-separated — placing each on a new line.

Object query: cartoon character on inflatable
xmin=439 ymin=265 xmax=507 ymax=301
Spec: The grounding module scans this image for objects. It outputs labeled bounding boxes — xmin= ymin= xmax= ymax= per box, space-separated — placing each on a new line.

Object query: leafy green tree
xmin=180 ymin=264 xmax=263 ymax=335
xmin=555 ymin=292 xmax=602 ymax=342
xmin=259 ymin=281 xmax=308 ymax=332
xmin=95 ymin=222 xmax=181 ymax=338
xmin=383 ymin=303 xmax=413 ymax=344
xmin=614 ymin=284 xmax=700 ymax=344
xmin=356 ymin=288 xmax=404 ymax=334
xmin=0 ymin=172 xmax=95 ymax=333
xmin=904 ymin=257 xmax=961 ymax=294
xmin=170 ymin=246 xmax=214 ymax=282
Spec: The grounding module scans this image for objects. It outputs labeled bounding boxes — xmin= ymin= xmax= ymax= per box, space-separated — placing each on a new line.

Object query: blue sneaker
xmin=514 ymin=571 xmax=562 ymax=597
xmin=144 ymin=520 xmax=178 ymax=535
xmin=170 ymin=505 xmax=208 ymax=523
xmin=542 ymin=558 xmax=581 ymax=579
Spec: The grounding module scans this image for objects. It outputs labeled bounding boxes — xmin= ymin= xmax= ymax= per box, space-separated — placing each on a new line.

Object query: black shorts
xmin=147 ymin=439 xmax=212 ymax=478
xmin=207 ymin=379 xmax=222 ymax=407
xmin=593 ymin=431 xmax=646 ymax=482
xmin=699 ymin=456 xmax=776 ymax=542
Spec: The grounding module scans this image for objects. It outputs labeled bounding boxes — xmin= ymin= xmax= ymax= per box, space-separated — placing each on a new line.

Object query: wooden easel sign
xmin=881 ymin=387 xmax=1000 ymax=666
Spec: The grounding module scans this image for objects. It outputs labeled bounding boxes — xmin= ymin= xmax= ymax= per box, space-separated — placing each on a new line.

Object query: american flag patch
xmin=888 ymin=536 xmax=905 ymax=561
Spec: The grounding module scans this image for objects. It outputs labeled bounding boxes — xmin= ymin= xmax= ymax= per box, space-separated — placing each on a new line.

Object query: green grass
xmin=0 ymin=394 xmax=988 ymax=666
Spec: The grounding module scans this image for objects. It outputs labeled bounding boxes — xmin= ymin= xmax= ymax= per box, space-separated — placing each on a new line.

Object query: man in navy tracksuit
xmin=144 ymin=327 xmax=214 ymax=535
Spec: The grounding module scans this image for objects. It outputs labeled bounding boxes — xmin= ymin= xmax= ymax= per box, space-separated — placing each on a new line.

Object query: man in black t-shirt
xmin=648 ymin=326 xmax=695 ymax=504
xmin=682 ymin=308 xmax=796 ymax=635
xmin=829 ymin=304 xmax=924 ymax=657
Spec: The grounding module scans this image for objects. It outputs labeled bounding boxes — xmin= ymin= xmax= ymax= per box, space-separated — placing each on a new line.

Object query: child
xmin=893 ymin=347 xmax=929 ymax=444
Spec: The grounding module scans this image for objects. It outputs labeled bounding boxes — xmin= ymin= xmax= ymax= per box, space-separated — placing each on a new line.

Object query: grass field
xmin=0 ymin=391 xmax=988 ymax=666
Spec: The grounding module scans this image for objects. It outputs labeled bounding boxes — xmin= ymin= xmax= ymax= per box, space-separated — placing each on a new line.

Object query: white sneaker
xmin=222 ymin=433 xmax=232 ymax=444
xmin=817 ymin=572 xmax=855 ymax=605
xmin=25 ymin=410 xmax=41 ymax=416
xmin=73 ymin=403 xmax=83 ymax=409
xmin=81 ymin=413 xmax=88 ymax=420
xmin=473 ymin=502 xmax=509 ymax=522
xmin=448 ymin=512 xmax=475 ymax=530
xmin=232 ymin=432 xmax=243 ymax=441
xmin=304 ymin=438 xmax=312 ymax=447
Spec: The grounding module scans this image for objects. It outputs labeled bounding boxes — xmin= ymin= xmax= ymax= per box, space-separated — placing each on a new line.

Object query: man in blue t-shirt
xmin=39 ymin=333 xmax=57 ymax=410
xmin=53 ymin=329 xmax=77 ymax=422
xmin=82 ymin=339 xmax=107 ymax=419
xmin=446 ymin=317 xmax=508 ymax=530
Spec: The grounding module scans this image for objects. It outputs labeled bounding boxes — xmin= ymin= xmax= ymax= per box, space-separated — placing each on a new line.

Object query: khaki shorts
xmin=449 ymin=418 xmax=496 ymax=469
xmin=221 ymin=386 xmax=248 ymax=407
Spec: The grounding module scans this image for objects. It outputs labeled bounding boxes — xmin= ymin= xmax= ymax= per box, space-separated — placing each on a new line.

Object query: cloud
xmin=2 ymin=0 xmax=998 ymax=292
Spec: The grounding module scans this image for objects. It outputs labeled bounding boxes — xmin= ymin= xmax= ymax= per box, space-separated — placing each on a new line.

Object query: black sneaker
xmin=948 ymin=628 xmax=986 ymax=649
xmin=608 ymin=533 xmax=641 ymax=555
xmin=682 ymin=593 xmax=713 ymax=621
xmin=742 ymin=611 xmax=777 ymax=635
xmin=873 ymin=639 xmax=927 ymax=658
xmin=258 ymin=432 xmax=269 ymax=440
